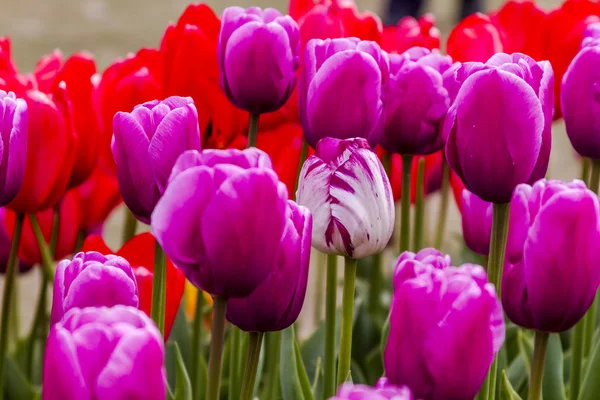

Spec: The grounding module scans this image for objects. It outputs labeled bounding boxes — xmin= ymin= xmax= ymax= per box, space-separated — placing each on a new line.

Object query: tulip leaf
xmin=500 ymin=370 xmax=523 ymax=400
xmin=173 ymin=343 xmax=193 ymax=400
xmin=280 ymin=327 xmax=305 ymax=400
xmin=507 ymin=354 xmax=528 ymax=393
xmin=4 ymin=357 xmax=38 ymax=400
xmin=542 ymin=334 xmax=566 ymax=400
xmin=294 ymin=337 xmax=315 ymax=400
xmin=517 ymin=330 xmax=534 ymax=371
xmin=578 ymin=342 xmax=600 ymax=400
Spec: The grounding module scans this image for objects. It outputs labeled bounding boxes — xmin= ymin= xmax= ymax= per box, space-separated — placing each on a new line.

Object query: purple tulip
xmin=42 ymin=306 xmax=165 ymax=400
xmin=331 ymin=378 xmax=414 ymax=400
xmin=218 ymin=7 xmax=300 ymax=114
xmin=393 ymin=248 xmax=452 ymax=290
xmin=226 ymin=200 xmax=311 ymax=332
xmin=582 ymin=22 xmax=600 ymax=47
xmin=444 ymin=53 xmax=554 ymax=203
xmin=151 ymin=148 xmax=289 ymax=298
xmin=381 ymin=47 xmax=452 ymax=155
xmin=296 ymin=137 xmax=394 ymax=259
xmin=385 ymin=255 xmax=505 ymax=400
xmin=0 ymin=91 xmax=27 ymax=206
xmin=461 ymin=189 xmax=493 ymax=256
xmin=561 ymin=34 xmax=600 ymax=159
xmin=112 ymin=96 xmax=201 ymax=223
xmin=300 ymin=38 xmax=389 ymax=148
xmin=503 ymin=179 xmax=600 ymax=332
xmin=50 ymin=252 xmax=139 ymax=325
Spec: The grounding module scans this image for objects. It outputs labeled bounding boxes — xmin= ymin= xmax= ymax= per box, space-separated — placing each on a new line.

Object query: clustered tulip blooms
xmin=2 ymin=1 xmax=600 ymax=400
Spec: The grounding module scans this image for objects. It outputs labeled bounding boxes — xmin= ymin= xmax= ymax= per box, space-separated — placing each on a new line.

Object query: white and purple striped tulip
xmin=296 ymin=137 xmax=394 ymax=259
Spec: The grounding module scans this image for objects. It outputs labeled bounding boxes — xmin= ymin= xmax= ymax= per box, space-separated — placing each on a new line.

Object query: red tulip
xmin=388 ymin=151 xmax=444 ymax=204
xmin=381 ymin=14 xmax=441 ymax=54
xmin=81 ymin=233 xmax=186 ymax=339
xmin=0 ymin=37 xmax=33 ymax=93
xmin=161 ymin=3 xmax=247 ymax=149
xmin=0 ymin=37 xmax=17 ymax=76
xmin=6 ymin=189 xmax=82 ymax=266
xmin=447 ymin=13 xmax=504 ymax=62
xmin=77 ymin=166 xmax=122 ymax=235
xmin=450 ymin=171 xmax=466 ymax=213
xmin=96 ymin=48 xmax=163 ymax=174
xmin=545 ymin=0 xmax=600 ymax=118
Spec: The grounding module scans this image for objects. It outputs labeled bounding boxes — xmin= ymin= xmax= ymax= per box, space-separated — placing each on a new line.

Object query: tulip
xmin=381 ymin=47 xmax=452 ymax=155
xmin=0 ymin=37 xmax=30 ymax=92
xmin=447 ymin=13 xmax=503 ymax=63
xmin=331 ymin=378 xmax=414 ymax=399
xmin=392 ymin=248 xmax=452 ymax=289
xmin=219 ymin=7 xmax=299 ymax=116
xmin=300 ymin=38 xmax=388 ymax=149
xmin=112 ymin=96 xmax=201 ymax=223
xmin=42 ymin=306 xmax=165 ymax=400
xmin=0 ymin=91 xmax=27 ymax=206
xmin=50 ymin=252 xmax=139 ymax=325
xmin=76 ymin=166 xmax=122 ymax=236
xmin=96 ymin=48 xmax=162 ymax=175
xmin=161 ymin=3 xmax=247 ymax=149
xmin=385 ymin=255 xmax=504 ymax=400
xmin=381 ymin=14 xmax=441 ymax=54
xmin=444 ymin=52 xmax=554 ymax=204
xmin=0 ymin=209 xmax=31 ymax=274
xmin=584 ymin=22 xmax=600 ymax=45
xmin=297 ymin=137 xmax=394 ymax=258
xmin=561 ymin=35 xmax=600 ymax=159
xmin=81 ymin=233 xmax=185 ymax=339
xmin=460 ymin=189 xmax=493 ymax=256
xmin=6 ymin=189 xmax=82 ymax=266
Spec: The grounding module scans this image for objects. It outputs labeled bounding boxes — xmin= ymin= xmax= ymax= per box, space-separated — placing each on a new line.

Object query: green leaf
xmin=4 ymin=357 xmax=38 ymax=400
xmin=166 ymin=305 xmax=193 ymax=389
xmin=542 ymin=334 xmax=566 ymax=400
xmin=294 ymin=337 xmax=314 ymax=400
xmin=173 ymin=343 xmax=193 ymax=400
xmin=507 ymin=355 xmax=528 ymax=393
xmin=578 ymin=341 xmax=600 ymax=400
xmin=500 ymin=370 xmax=523 ymax=400
xmin=280 ymin=327 xmax=305 ymax=400
xmin=517 ymin=330 xmax=534 ymax=371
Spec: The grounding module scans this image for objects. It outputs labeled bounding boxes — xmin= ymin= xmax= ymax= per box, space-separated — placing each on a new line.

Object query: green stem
xmin=229 ymin=327 xmax=243 ymax=400
xmin=399 ymin=154 xmax=413 ymax=253
xmin=295 ymin=138 xmax=309 ymax=197
xmin=240 ymin=332 xmax=264 ymax=400
xmin=528 ymin=331 xmax=549 ymax=400
xmin=482 ymin=202 xmax=510 ymax=400
xmin=337 ymin=257 xmax=357 ymax=386
xmin=413 ymin=157 xmax=426 ymax=251
xmin=247 ymin=113 xmax=260 ymax=148
xmin=206 ymin=296 xmax=227 ymax=400
xmin=29 ymin=215 xmax=55 ymax=283
xmin=581 ymin=157 xmax=591 ymax=185
xmin=49 ymin=206 xmax=60 ymax=255
xmin=150 ymin=241 xmax=167 ymax=335
xmin=192 ymin=290 xmax=205 ymax=400
xmin=314 ymin=252 xmax=326 ymax=325
xmin=323 ymin=254 xmax=337 ymax=399
xmin=9 ymin=276 xmax=20 ymax=347
xmin=122 ymin=207 xmax=138 ymax=245
xmin=0 ymin=213 xmax=24 ymax=400
xmin=434 ymin=157 xmax=450 ymax=249
xmin=25 ymin=264 xmax=49 ymax=379
xmin=264 ymin=331 xmax=282 ymax=400
xmin=570 ymin=322 xmax=585 ymax=400
xmin=75 ymin=229 xmax=86 ymax=253
xmin=368 ymin=253 xmax=382 ymax=317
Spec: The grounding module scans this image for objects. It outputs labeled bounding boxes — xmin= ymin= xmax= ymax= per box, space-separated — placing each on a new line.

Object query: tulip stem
xmin=295 ymin=138 xmax=309 ymax=197
xmin=192 ymin=290 xmax=205 ymax=400
xmin=240 ymin=332 xmax=264 ymax=400
xmin=122 ymin=207 xmax=137 ymax=245
xmin=434 ymin=156 xmax=450 ymax=249
xmin=399 ymin=154 xmax=413 ymax=252
xmin=0 ymin=213 xmax=24 ymax=400
xmin=30 ymin=214 xmax=55 ymax=283
xmin=570 ymin=321 xmax=585 ymax=400
xmin=49 ymin=205 xmax=60 ymax=255
xmin=337 ymin=257 xmax=357 ymax=386
xmin=206 ymin=296 xmax=227 ymax=400
xmin=25 ymin=260 xmax=50 ymax=380
xmin=150 ymin=241 xmax=167 ymax=335
xmin=581 ymin=157 xmax=591 ymax=186
xmin=413 ymin=157 xmax=426 ymax=251
xmin=368 ymin=252 xmax=383 ymax=318
xmin=323 ymin=254 xmax=338 ymax=399
xmin=528 ymin=331 xmax=549 ymax=400
xmin=263 ymin=331 xmax=282 ymax=399
xmin=247 ymin=113 xmax=260 ymax=148
xmin=229 ymin=327 xmax=243 ymax=399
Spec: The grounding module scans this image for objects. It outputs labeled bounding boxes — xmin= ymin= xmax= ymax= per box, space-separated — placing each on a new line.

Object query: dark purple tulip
xmin=226 ymin=201 xmax=311 ymax=332
xmin=218 ymin=7 xmax=300 ymax=114
xmin=0 ymin=90 xmax=28 ymax=206
xmin=331 ymin=378 xmax=414 ymax=400
xmin=112 ymin=96 xmax=201 ymax=223
xmin=444 ymin=53 xmax=554 ymax=203
xmin=503 ymin=179 xmax=600 ymax=332
xmin=381 ymin=47 xmax=452 ymax=155
xmin=562 ymin=31 xmax=600 ymax=159
xmin=385 ymin=253 xmax=504 ymax=400
xmin=50 ymin=252 xmax=139 ymax=325
xmin=42 ymin=306 xmax=165 ymax=400
xmin=300 ymin=38 xmax=389 ymax=148
xmin=151 ymin=148 xmax=289 ymax=298
xmin=461 ymin=189 xmax=493 ymax=256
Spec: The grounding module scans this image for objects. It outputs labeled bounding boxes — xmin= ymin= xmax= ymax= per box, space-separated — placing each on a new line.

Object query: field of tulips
xmin=1 ymin=0 xmax=600 ymax=399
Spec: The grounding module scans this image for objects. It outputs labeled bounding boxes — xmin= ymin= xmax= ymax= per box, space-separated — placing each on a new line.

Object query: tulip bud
xmin=218 ymin=7 xmax=300 ymax=114
xmin=381 ymin=47 xmax=452 ymax=155
xmin=0 ymin=91 xmax=27 ymax=206
xmin=447 ymin=13 xmax=503 ymax=63
xmin=227 ymin=201 xmax=311 ymax=332
xmin=503 ymin=179 xmax=600 ymax=332
xmin=152 ymin=148 xmax=289 ymax=298
xmin=381 ymin=14 xmax=441 ymax=54
xmin=42 ymin=306 xmax=165 ymax=400
xmin=297 ymin=137 xmax=394 ymax=259
xmin=385 ymin=255 xmax=504 ymax=400
xmin=300 ymin=38 xmax=388 ymax=148
xmin=460 ymin=189 xmax=493 ymax=255
xmin=50 ymin=252 xmax=139 ymax=325
xmin=112 ymin=96 xmax=202 ymax=223
xmin=443 ymin=53 xmax=554 ymax=203
xmin=331 ymin=378 xmax=414 ymax=399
